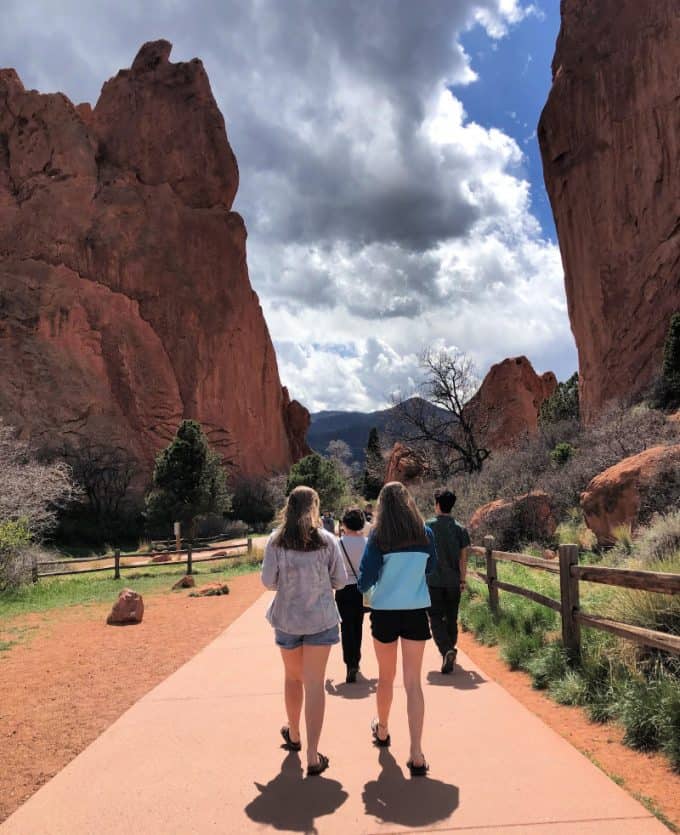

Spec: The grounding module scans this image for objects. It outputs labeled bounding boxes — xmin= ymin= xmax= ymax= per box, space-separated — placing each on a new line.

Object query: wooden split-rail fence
xmin=33 ymin=536 xmax=256 ymax=582
xmin=469 ymin=536 xmax=680 ymax=661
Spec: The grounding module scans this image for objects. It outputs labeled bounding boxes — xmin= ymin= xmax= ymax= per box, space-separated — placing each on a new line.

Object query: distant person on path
xmin=364 ymin=503 xmax=374 ymax=524
xmin=322 ymin=510 xmax=336 ymax=534
xmin=336 ymin=507 xmax=368 ymax=683
xmin=357 ymin=482 xmax=437 ymax=776
xmin=426 ymin=488 xmax=470 ymax=674
xmin=261 ymin=486 xmax=348 ymax=776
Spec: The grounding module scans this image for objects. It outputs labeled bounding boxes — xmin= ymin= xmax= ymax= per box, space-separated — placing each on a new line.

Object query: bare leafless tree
xmin=0 ymin=422 xmax=77 ymax=536
xmin=61 ymin=441 xmax=137 ymax=521
xmin=391 ymin=348 xmax=490 ymax=476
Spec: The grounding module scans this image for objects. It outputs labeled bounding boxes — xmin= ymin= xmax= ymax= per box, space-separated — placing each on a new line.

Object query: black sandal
xmin=407 ymin=758 xmax=429 ymax=777
xmin=307 ymin=753 xmax=329 ymax=776
xmin=280 ymin=726 xmax=301 ymax=751
xmin=371 ymin=718 xmax=391 ymax=747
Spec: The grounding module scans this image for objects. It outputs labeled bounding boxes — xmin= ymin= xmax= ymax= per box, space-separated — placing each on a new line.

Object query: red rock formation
xmin=106 ymin=589 xmax=144 ymax=625
xmin=384 ymin=442 xmax=426 ymax=485
xmin=0 ymin=41 xmax=309 ymax=483
xmin=468 ymin=491 xmax=556 ymax=548
xmin=465 ymin=357 xmax=557 ymax=449
xmin=538 ymin=0 xmax=680 ymax=423
xmin=580 ymin=444 xmax=680 ymax=545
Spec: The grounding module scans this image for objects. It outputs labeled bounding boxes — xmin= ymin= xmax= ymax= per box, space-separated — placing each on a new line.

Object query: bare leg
xmin=401 ymin=638 xmax=426 ymax=767
xmin=373 ymin=638 xmax=398 ymax=741
xmin=302 ymin=644 xmax=332 ymax=767
xmin=279 ymin=647 xmax=303 ymax=744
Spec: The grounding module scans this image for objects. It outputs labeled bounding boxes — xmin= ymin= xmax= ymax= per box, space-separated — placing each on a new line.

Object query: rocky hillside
xmin=0 ymin=40 xmax=309 ymax=481
xmin=538 ymin=0 xmax=680 ymax=422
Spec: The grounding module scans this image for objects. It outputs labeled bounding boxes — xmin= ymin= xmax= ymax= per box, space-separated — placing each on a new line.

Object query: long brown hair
xmin=372 ymin=481 xmax=428 ymax=552
xmin=273 ymin=486 xmax=324 ymax=551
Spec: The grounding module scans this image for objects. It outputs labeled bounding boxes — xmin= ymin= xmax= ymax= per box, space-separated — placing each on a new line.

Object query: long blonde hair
xmin=273 ymin=486 xmax=324 ymax=551
xmin=372 ymin=481 xmax=428 ymax=553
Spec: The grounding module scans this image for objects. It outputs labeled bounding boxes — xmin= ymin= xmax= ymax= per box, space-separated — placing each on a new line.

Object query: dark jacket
xmin=425 ymin=515 xmax=470 ymax=588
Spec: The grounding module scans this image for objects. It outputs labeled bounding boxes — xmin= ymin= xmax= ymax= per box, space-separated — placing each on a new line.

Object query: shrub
xmin=636 ymin=509 xmax=680 ymax=564
xmin=229 ymin=476 xmax=286 ymax=530
xmin=619 ymin=678 xmax=665 ymax=751
xmin=555 ymin=508 xmax=598 ymax=551
xmin=549 ymin=671 xmax=589 ymax=706
xmin=661 ymin=681 xmax=680 ymax=772
xmin=525 ymin=643 xmax=569 ymax=690
xmin=501 ymin=631 xmax=544 ymax=670
xmin=550 ymin=442 xmax=574 ymax=467
xmin=0 ymin=518 xmax=32 ymax=591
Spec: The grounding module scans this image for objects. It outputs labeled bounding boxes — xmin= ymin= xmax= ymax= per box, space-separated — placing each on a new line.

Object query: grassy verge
xmin=0 ymin=556 xmax=263 ymax=621
xmin=460 ymin=555 xmax=680 ymax=775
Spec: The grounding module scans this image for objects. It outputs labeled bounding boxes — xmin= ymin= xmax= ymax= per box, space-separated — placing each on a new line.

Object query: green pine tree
xmin=539 ymin=372 xmax=580 ymax=426
xmin=660 ymin=312 xmax=680 ymax=408
xmin=145 ymin=420 xmax=231 ymax=537
xmin=286 ymin=452 xmax=346 ymax=511
xmin=362 ymin=427 xmax=384 ymax=500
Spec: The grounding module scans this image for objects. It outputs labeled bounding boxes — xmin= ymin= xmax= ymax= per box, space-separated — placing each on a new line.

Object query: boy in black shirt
xmin=426 ymin=488 xmax=470 ymax=673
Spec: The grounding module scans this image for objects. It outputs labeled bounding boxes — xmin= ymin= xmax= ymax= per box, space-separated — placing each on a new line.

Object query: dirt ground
xmin=1 ymin=578 xmax=678 ymax=829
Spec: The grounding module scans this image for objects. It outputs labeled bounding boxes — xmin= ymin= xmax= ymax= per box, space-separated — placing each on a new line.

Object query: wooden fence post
xmin=483 ymin=535 xmax=498 ymax=614
xmin=31 ymin=552 xmax=38 ymax=584
xmin=559 ymin=544 xmax=581 ymax=663
xmin=187 ymin=543 xmax=193 ymax=575
xmin=247 ymin=536 xmax=253 ymax=557
xmin=114 ymin=549 xmax=121 ymax=580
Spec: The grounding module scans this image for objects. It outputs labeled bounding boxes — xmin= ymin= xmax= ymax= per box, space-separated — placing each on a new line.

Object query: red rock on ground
xmin=172 ymin=576 xmax=195 ymax=589
xmin=384 ymin=442 xmax=427 ymax=485
xmin=580 ymin=444 xmax=680 ymax=546
xmin=106 ymin=589 xmax=144 ymax=624
xmin=469 ymin=491 xmax=557 ymax=548
xmin=538 ymin=0 xmax=680 ymax=423
xmin=189 ymin=582 xmax=230 ymax=597
xmin=0 ymin=40 xmax=309 ymax=485
xmin=465 ymin=357 xmax=557 ymax=449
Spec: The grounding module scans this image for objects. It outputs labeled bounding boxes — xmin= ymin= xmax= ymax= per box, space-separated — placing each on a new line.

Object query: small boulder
xmin=172 ymin=575 xmax=195 ymax=589
xmin=469 ymin=491 xmax=556 ymax=550
xmin=580 ymin=443 xmax=680 ymax=545
xmin=107 ymin=588 xmax=144 ymax=625
xmin=189 ymin=582 xmax=230 ymax=597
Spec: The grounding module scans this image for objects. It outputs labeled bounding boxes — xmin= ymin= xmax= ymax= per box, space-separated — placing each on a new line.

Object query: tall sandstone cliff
xmin=539 ymin=0 xmax=680 ymax=423
xmin=0 ymin=40 xmax=309 ymax=480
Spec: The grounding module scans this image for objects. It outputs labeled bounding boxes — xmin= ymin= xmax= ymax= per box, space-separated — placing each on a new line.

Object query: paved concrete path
xmin=2 ymin=593 xmax=667 ymax=834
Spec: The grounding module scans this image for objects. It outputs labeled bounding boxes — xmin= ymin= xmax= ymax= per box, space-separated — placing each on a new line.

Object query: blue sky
xmin=459 ymin=2 xmax=560 ymax=240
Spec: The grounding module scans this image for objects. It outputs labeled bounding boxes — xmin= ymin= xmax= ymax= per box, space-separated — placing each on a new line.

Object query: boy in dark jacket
xmin=426 ymin=488 xmax=470 ymax=673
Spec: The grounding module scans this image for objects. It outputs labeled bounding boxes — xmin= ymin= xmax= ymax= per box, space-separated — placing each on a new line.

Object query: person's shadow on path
xmin=427 ymin=664 xmax=486 ymax=691
xmin=244 ymin=751 xmax=348 ymax=834
xmin=362 ymin=747 xmax=459 ymax=827
xmin=325 ymin=674 xmax=377 ymax=700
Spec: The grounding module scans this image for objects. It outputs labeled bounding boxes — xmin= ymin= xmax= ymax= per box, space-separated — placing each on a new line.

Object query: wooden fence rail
xmin=468 ymin=536 xmax=680 ymax=661
xmin=36 ymin=537 xmax=256 ymax=580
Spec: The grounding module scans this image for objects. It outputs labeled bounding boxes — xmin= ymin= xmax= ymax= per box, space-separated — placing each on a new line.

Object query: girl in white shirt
xmin=335 ymin=507 xmax=368 ymax=683
xmin=261 ymin=486 xmax=347 ymax=776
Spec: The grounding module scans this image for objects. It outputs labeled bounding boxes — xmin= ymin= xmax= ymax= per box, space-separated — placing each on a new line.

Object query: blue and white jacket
xmin=357 ymin=527 xmax=437 ymax=610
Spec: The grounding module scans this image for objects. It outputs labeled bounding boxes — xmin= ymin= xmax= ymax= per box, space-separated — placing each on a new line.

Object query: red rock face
xmin=580 ymin=444 xmax=680 ymax=545
xmin=465 ymin=357 xmax=557 ymax=449
xmin=0 ymin=41 xmax=309 ymax=483
xmin=384 ymin=442 xmax=426 ymax=485
xmin=538 ymin=0 xmax=680 ymax=423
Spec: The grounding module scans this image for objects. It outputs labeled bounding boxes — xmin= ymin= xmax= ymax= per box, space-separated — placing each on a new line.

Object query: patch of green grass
xmin=632 ymin=792 xmax=679 ymax=833
xmin=0 ymin=558 xmax=262 ymax=621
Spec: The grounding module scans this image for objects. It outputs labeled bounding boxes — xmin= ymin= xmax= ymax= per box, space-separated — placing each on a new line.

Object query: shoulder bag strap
xmin=339 ymin=539 xmax=359 ymax=580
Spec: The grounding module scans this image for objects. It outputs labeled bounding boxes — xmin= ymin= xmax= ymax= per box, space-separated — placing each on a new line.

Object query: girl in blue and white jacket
xmin=357 ymin=481 xmax=437 ymax=776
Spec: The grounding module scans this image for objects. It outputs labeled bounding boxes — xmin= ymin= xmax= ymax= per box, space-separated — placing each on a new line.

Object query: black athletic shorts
xmin=370 ymin=608 xmax=431 ymax=643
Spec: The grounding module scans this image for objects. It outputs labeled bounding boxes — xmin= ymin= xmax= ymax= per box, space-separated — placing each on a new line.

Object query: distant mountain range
xmin=308 ymin=398 xmax=450 ymax=462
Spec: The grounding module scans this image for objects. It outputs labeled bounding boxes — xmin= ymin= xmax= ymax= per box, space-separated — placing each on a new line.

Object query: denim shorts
xmin=275 ymin=624 xmax=340 ymax=650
